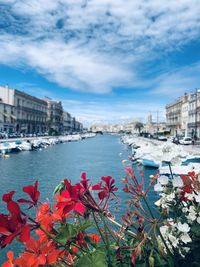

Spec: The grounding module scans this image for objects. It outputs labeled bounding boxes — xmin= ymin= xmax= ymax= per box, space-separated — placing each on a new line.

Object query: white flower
xmin=154 ymin=183 xmax=163 ymax=192
xmin=189 ymin=206 xmax=196 ymax=213
xmin=159 ymin=143 xmax=184 ymax=164
xmin=187 ymin=212 xmax=196 ymax=222
xmin=172 ymin=176 xmax=183 ymax=188
xmin=168 ymin=234 xmax=179 ymax=248
xmin=182 ymin=247 xmax=190 ymax=253
xmin=167 ymin=218 xmax=175 ymax=225
xmin=182 ymin=207 xmax=188 ymax=213
xmin=160 ymin=225 xmax=169 ymax=236
xmin=154 ymin=199 xmax=161 ymax=207
xmin=180 ymin=233 xmax=192 ymax=244
xmin=166 ymin=193 xmax=175 ymax=202
xmin=176 ymin=222 xmax=190 ymax=233
xmin=158 ymin=175 xmax=169 ymax=185
xmin=185 ymin=193 xmax=195 ymax=201
xmin=197 ymin=217 xmax=200 ymax=224
xmin=182 ymin=201 xmax=188 ymax=207
xmin=194 ymin=193 xmax=200 ymax=203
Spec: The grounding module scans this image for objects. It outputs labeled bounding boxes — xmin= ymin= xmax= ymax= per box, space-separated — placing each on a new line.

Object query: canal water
xmin=0 ymin=134 xmax=158 ymax=263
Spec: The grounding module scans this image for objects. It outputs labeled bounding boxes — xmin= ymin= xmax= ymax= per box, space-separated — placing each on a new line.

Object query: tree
xmin=134 ymin=122 xmax=144 ymax=134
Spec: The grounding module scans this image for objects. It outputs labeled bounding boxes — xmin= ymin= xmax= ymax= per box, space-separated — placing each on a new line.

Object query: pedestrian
xmin=192 ymin=138 xmax=195 ymax=146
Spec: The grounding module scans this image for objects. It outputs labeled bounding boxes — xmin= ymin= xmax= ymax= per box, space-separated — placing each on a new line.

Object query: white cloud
xmin=0 ymin=0 xmax=200 ymax=93
xmin=151 ymin=63 xmax=200 ymax=97
xmin=61 ymin=98 xmax=165 ymax=126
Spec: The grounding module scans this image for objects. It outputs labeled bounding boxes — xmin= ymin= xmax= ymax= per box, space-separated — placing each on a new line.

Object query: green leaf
xmin=55 ymin=224 xmax=78 ymax=245
xmin=79 ymin=220 xmax=93 ymax=231
xmin=53 ymin=181 xmax=65 ymax=195
xmin=76 ymin=250 xmax=108 ymax=267
xmin=191 ymin=224 xmax=200 ymax=237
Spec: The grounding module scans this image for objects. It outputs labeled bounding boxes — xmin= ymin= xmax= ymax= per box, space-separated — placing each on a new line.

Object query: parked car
xmin=157 ymin=136 xmax=168 ymax=141
xmin=179 ymin=137 xmax=192 ymax=145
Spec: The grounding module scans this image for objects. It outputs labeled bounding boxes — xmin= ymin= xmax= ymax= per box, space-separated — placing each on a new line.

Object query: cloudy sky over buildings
xmin=0 ymin=0 xmax=200 ymax=125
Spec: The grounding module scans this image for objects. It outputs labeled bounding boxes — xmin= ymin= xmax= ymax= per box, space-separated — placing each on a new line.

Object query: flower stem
xmin=168 ymin=162 xmax=174 ymax=179
xmin=142 ymin=197 xmax=175 ymax=262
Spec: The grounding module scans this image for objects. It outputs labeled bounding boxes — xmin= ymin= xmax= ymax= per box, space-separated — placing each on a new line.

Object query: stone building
xmin=187 ymin=93 xmax=196 ymax=138
xmin=63 ymin=111 xmax=72 ymax=133
xmin=166 ymin=97 xmax=182 ymax=136
xmin=197 ymin=91 xmax=200 ymax=139
xmin=180 ymin=94 xmax=189 ymax=137
xmin=0 ymin=100 xmax=15 ymax=133
xmin=45 ymin=99 xmax=63 ymax=134
xmin=75 ymin=121 xmax=83 ymax=132
xmin=188 ymin=91 xmax=200 ymax=138
xmin=166 ymin=91 xmax=200 ymax=138
xmin=0 ymin=86 xmax=48 ymax=134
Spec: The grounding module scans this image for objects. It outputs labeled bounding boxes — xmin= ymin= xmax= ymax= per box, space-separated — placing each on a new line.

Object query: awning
xmin=3 ymin=113 xmax=10 ymax=118
xmin=10 ymin=114 xmax=16 ymax=119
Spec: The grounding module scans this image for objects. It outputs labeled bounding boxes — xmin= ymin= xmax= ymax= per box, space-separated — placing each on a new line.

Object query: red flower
xmin=80 ymin=172 xmax=90 ymax=190
xmin=18 ymin=181 xmax=40 ymax=207
xmin=88 ymin=233 xmax=100 ymax=243
xmin=1 ymin=191 xmax=30 ymax=247
xmin=0 ymin=213 xmax=30 ymax=247
xmin=76 ymin=232 xmax=86 ymax=246
xmin=2 ymin=251 xmax=14 ymax=267
xmin=56 ymin=180 xmax=85 ymax=215
xmin=180 ymin=172 xmax=200 ymax=201
xmin=92 ymin=176 xmax=118 ymax=200
xmin=15 ymin=238 xmax=62 ymax=267
xmin=2 ymin=191 xmax=15 ymax=203
xmin=125 ymin=167 xmax=137 ymax=185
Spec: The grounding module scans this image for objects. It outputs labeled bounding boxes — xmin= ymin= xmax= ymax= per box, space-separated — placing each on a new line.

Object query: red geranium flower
xmin=88 ymin=233 xmax=100 ymax=243
xmin=18 ymin=181 xmax=40 ymax=207
xmin=2 ymin=251 xmax=15 ymax=267
xmin=56 ymin=180 xmax=85 ymax=215
xmin=1 ymin=191 xmax=30 ymax=247
xmin=15 ymin=238 xmax=62 ymax=267
xmin=80 ymin=172 xmax=90 ymax=190
xmin=92 ymin=176 xmax=118 ymax=200
xmin=0 ymin=213 xmax=30 ymax=248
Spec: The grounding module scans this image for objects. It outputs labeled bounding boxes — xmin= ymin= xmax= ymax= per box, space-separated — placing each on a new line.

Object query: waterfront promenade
xmin=146 ymin=137 xmax=200 ymax=154
xmin=0 ymin=135 xmax=68 ymax=143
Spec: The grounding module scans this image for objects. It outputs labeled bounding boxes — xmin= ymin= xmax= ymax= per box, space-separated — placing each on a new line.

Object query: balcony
xmin=188 ymin=122 xmax=196 ymax=128
xmin=189 ymin=110 xmax=196 ymax=115
xmin=166 ymin=110 xmax=181 ymax=116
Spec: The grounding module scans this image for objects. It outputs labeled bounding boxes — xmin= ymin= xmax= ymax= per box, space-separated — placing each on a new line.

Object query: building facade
xmin=188 ymin=91 xmax=200 ymax=139
xmin=197 ymin=91 xmax=200 ymax=138
xmin=166 ymin=91 xmax=200 ymax=139
xmin=63 ymin=111 xmax=72 ymax=133
xmin=188 ymin=92 xmax=196 ymax=138
xmin=0 ymin=100 xmax=15 ymax=133
xmin=166 ymin=97 xmax=182 ymax=136
xmin=181 ymin=94 xmax=189 ymax=137
xmin=0 ymin=86 xmax=48 ymax=134
xmin=45 ymin=99 xmax=63 ymax=134
xmin=75 ymin=121 xmax=83 ymax=132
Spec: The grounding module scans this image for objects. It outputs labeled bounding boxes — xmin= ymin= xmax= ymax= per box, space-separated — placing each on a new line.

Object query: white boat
xmin=160 ymin=163 xmax=200 ymax=175
xmin=19 ymin=141 xmax=32 ymax=151
xmin=0 ymin=142 xmax=20 ymax=153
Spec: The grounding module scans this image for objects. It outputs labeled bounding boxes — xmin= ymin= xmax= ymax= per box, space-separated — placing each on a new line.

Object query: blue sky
xmin=0 ymin=0 xmax=200 ymax=126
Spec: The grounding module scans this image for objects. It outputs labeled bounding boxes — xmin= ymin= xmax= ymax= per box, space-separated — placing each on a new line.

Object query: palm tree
xmin=134 ymin=122 xmax=144 ymax=134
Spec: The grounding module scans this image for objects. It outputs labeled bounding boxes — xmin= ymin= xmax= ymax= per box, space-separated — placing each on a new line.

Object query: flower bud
xmin=149 ymin=256 xmax=155 ymax=267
